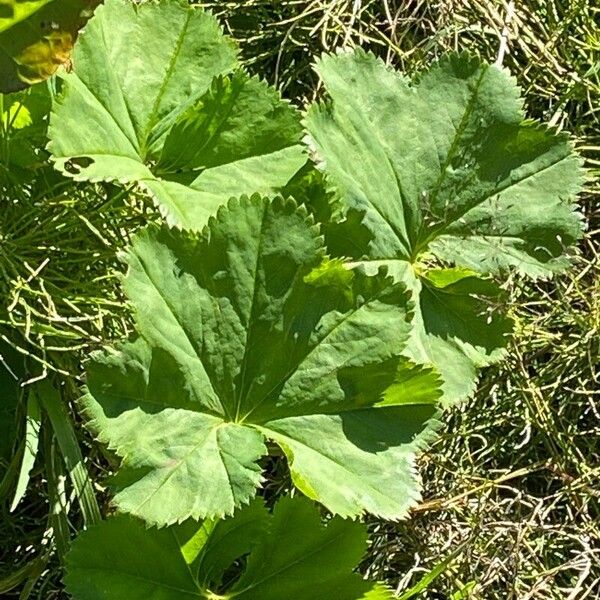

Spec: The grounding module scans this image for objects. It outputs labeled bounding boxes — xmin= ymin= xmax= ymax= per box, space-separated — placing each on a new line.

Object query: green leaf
xmin=49 ymin=0 xmax=238 ymax=163
xmin=65 ymin=514 xmax=203 ymax=600
xmin=227 ymin=497 xmax=389 ymax=599
xmin=1 ymin=82 xmax=52 ymax=175
xmin=64 ymin=496 xmax=391 ymax=600
xmin=0 ymin=0 xmax=100 ymax=93
xmin=48 ymin=0 xmax=306 ymax=229
xmin=306 ymin=50 xmax=583 ymax=277
xmin=349 ymin=260 xmax=513 ymax=404
xmin=81 ymin=195 xmax=440 ymax=525
xmin=304 ymin=50 xmax=581 ymax=402
xmin=0 ymin=556 xmax=49 ymax=596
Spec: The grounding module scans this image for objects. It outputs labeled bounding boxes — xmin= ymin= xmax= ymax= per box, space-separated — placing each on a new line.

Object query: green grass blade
xmin=17 ymin=553 xmax=49 ymax=600
xmin=44 ymin=422 xmax=71 ymax=563
xmin=10 ymin=392 xmax=41 ymax=511
xmin=37 ymin=380 xmax=101 ymax=526
xmin=0 ymin=558 xmax=43 ymax=594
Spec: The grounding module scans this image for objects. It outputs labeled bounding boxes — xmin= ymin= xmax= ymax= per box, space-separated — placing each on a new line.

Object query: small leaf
xmin=2 ymin=101 xmax=32 ymax=129
xmin=0 ymin=82 xmax=52 ymax=176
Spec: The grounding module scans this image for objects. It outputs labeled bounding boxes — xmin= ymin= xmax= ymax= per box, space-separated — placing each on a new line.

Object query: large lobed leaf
xmin=304 ymin=50 xmax=583 ymax=403
xmin=64 ymin=496 xmax=394 ymax=600
xmin=306 ymin=50 xmax=583 ymax=276
xmin=81 ymin=195 xmax=441 ymax=525
xmin=0 ymin=0 xmax=100 ymax=93
xmin=48 ymin=0 xmax=306 ymax=229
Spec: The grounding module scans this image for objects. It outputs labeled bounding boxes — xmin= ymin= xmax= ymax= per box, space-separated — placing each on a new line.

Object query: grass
xmin=0 ymin=176 xmax=154 ymax=596
xmin=1 ymin=1 xmax=598 ymax=598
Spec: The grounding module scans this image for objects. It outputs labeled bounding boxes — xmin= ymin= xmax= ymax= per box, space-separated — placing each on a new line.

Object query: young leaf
xmin=48 ymin=0 xmax=306 ymax=229
xmin=64 ymin=496 xmax=393 ymax=600
xmin=0 ymin=0 xmax=100 ymax=92
xmin=305 ymin=50 xmax=582 ymax=402
xmin=81 ymin=195 xmax=440 ymax=525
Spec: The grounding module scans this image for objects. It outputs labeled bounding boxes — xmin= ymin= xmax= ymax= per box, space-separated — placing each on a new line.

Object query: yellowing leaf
xmin=2 ymin=102 xmax=32 ymax=129
xmin=0 ymin=0 xmax=100 ymax=92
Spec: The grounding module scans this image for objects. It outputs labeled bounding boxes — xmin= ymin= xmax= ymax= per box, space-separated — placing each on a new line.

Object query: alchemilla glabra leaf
xmin=48 ymin=0 xmax=306 ymax=229
xmin=81 ymin=195 xmax=441 ymax=525
xmin=304 ymin=50 xmax=583 ymax=403
xmin=64 ymin=496 xmax=395 ymax=600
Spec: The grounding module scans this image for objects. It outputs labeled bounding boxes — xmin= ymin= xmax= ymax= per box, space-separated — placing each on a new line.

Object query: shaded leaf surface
xmin=64 ymin=496 xmax=393 ymax=600
xmin=82 ymin=196 xmax=440 ymax=525
xmin=159 ymin=71 xmax=303 ymax=175
xmin=349 ymin=260 xmax=513 ymax=404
